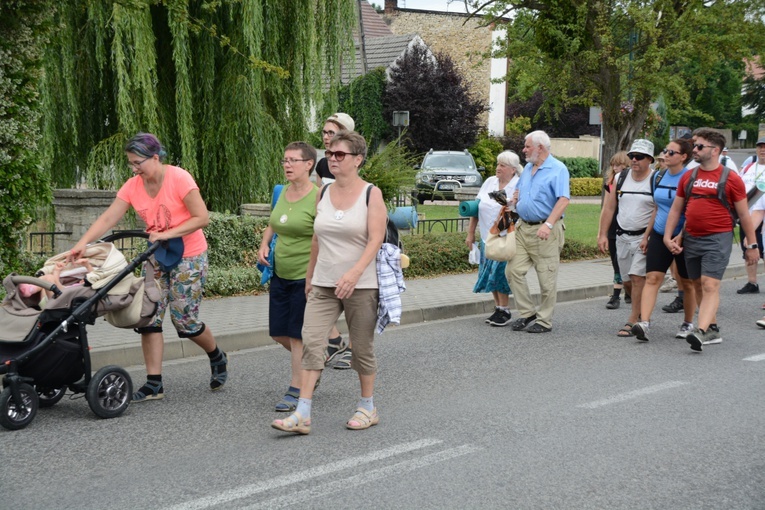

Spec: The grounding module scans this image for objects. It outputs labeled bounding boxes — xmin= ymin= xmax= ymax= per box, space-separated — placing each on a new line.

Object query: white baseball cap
xmin=326 ymin=113 xmax=355 ymax=132
xmin=627 ymin=139 xmax=655 ymax=161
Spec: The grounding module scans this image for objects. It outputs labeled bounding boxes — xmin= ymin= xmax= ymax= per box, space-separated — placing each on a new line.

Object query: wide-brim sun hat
xmin=627 ymin=139 xmax=655 ymax=161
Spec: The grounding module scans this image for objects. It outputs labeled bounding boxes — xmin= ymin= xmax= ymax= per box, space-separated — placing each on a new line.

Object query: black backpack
xmin=615 ymin=168 xmax=655 ymax=201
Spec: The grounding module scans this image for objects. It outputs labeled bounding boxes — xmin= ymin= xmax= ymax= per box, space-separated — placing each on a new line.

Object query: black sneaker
xmin=489 ymin=309 xmax=512 ymax=327
xmin=526 ymin=323 xmax=551 ymax=333
xmin=624 ymin=293 xmax=632 ymax=304
xmin=662 ymin=296 xmax=684 ymax=313
xmin=511 ymin=315 xmax=537 ymax=331
xmin=485 ymin=308 xmax=502 ymax=324
xmin=737 ymin=282 xmax=760 ymax=294
xmin=606 ymin=295 xmax=620 ymax=310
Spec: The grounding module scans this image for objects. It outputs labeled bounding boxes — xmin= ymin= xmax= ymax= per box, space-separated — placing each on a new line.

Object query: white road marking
xmin=244 ymin=444 xmax=483 ymax=509
xmin=743 ymin=353 xmax=765 ymax=361
xmin=163 ymin=438 xmax=443 ymax=510
xmin=578 ymin=381 xmax=689 ymax=409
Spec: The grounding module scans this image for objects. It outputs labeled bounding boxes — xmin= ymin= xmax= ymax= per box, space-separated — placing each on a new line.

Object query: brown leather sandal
xmin=346 ymin=407 xmax=379 ymax=430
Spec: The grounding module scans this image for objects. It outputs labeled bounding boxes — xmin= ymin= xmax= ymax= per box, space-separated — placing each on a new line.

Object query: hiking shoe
xmin=675 ymin=322 xmax=694 ymax=339
xmin=737 ymin=282 xmax=760 ymax=294
xmin=333 ymin=349 xmax=352 ymax=370
xmin=511 ymin=315 xmax=537 ymax=331
xmin=624 ymin=293 xmax=632 ymax=304
xmin=325 ymin=336 xmax=349 ymax=366
xmin=485 ymin=308 xmax=502 ymax=324
xmin=132 ymin=380 xmax=164 ymax=402
xmin=489 ymin=309 xmax=512 ymax=327
xmin=686 ymin=328 xmax=705 ymax=352
xmin=606 ymin=295 xmax=620 ymax=310
xmin=631 ymin=321 xmax=650 ymax=342
xmin=662 ymin=296 xmax=684 ymax=313
xmin=210 ymin=351 xmax=228 ymax=391
xmin=702 ymin=325 xmax=723 ymax=345
xmin=660 ymin=277 xmax=678 ymax=293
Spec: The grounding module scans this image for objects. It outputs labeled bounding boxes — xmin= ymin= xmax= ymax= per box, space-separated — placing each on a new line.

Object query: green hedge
xmin=570 ymin=177 xmax=602 ymax=196
xmin=558 ymin=157 xmax=600 ymax=178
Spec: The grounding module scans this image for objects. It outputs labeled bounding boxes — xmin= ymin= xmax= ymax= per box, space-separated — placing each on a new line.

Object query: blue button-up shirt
xmin=516 ymin=154 xmax=570 ymax=222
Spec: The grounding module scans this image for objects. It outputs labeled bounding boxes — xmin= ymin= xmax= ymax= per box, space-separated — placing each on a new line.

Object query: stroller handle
xmin=100 ymin=230 xmax=149 ymax=243
xmin=10 ymin=275 xmax=62 ymax=299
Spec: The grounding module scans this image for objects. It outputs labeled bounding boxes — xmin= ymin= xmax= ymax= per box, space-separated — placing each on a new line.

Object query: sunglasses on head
xmin=325 ymin=150 xmax=359 ymax=162
xmin=628 ymin=153 xmax=648 ymax=161
xmin=662 ymin=149 xmax=681 ymax=156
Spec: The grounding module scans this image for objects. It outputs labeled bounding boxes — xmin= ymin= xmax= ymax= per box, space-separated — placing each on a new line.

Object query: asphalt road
xmin=2 ymin=278 xmax=765 ymax=509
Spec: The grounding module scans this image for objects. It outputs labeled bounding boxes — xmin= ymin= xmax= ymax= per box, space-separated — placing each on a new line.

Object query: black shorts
xmin=268 ymin=274 xmax=307 ymax=339
xmin=645 ymin=233 xmax=689 ymax=278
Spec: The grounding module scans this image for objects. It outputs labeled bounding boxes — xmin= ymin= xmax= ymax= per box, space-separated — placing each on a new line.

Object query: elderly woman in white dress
xmin=465 ymin=150 xmax=523 ymax=327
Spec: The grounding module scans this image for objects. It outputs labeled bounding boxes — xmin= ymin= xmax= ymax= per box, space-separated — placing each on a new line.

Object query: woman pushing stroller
xmin=69 ymin=132 xmax=228 ymax=402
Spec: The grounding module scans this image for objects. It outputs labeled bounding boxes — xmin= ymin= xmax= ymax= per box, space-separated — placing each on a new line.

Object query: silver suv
xmin=414 ymin=149 xmax=484 ymax=204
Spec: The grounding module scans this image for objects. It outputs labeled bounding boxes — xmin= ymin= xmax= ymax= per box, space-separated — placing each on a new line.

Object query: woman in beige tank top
xmin=272 ymin=131 xmax=387 ymax=435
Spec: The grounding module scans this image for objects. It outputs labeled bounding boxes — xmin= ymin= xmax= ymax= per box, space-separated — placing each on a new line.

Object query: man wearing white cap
xmin=598 ymin=139 xmax=656 ymax=338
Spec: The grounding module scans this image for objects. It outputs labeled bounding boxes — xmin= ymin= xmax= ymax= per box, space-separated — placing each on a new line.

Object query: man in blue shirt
xmin=506 ymin=130 xmax=570 ymax=333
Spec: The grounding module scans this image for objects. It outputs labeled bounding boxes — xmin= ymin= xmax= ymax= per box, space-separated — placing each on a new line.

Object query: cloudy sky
xmin=376 ymin=0 xmax=472 ymax=13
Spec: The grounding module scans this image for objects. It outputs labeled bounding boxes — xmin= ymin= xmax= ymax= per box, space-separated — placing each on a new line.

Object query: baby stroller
xmin=0 ymin=232 xmax=161 ymax=430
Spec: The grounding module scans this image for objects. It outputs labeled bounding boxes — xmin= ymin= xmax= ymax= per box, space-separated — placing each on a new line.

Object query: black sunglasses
xmin=628 ymin=153 xmax=648 ymax=161
xmin=693 ymin=143 xmax=714 ymax=151
xmin=325 ymin=150 xmax=359 ymax=162
xmin=662 ymin=149 xmax=681 ymax=156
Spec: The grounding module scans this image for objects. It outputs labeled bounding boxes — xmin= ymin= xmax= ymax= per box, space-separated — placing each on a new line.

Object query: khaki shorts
xmin=301 ymin=286 xmax=379 ymax=375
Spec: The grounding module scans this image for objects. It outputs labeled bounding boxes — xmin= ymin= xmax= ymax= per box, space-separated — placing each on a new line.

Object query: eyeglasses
xmin=322 ymin=130 xmax=337 ymax=137
xmin=662 ymin=149 xmax=681 ymax=156
xmin=627 ymin=153 xmax=648 ymax=161
xmin=325 ymin=150 xmax=359 ymax=161
xmin=128 ymin=156 xmax=150 ymax=168
xmin=693 ymin=143 xmax=714 ymax=151
xmin=280 ymin=158 xmax=309 ymax=165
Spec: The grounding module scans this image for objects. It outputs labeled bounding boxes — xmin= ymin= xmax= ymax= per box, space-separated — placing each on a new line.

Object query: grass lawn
xmin=418 ymin=203 xmax=601 ymax=246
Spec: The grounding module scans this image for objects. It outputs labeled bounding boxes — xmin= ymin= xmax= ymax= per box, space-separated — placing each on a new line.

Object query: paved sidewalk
xmin=88 ymin=252 xmax=749 ymax=368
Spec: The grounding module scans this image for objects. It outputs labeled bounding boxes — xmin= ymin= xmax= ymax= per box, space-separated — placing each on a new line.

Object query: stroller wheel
xmin=0 ymin=383 xmax=39 ymax=431
xmin=37 ymin=386 xmax=67 ymax=408
xmin=87 ymin=366 xmax=133 ymax=419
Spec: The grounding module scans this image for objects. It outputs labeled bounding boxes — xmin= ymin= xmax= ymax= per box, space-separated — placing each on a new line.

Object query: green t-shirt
xmin=269 ymin=184 xmax=317 ymax=280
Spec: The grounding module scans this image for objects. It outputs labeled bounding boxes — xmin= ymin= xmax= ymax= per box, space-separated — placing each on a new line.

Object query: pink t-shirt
xmin=117 ymin=165 xmax=207 ymax=257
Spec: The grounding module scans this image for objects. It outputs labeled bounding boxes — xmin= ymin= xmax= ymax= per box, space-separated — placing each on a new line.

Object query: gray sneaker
xmin=675 ymin=322 xmax=694 ymax=339
xmin=686 ymin=328 xmax=707 ymax=351
xmin=702 ymin=325 xmax=723 ymax=345
xmin=631 ymin=321 xmax=650 ymax=342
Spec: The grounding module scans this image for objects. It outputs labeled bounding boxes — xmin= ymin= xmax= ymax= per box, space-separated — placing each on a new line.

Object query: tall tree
xmin=0 ymin=0 xmax=53 ymax=273
xmin=383 ymin=43 xmax=487 ymax=154
xmin=40 ymin=0 xmax=357 ymax=211
xmin=471 ymin=0 xmax=765 ymax=172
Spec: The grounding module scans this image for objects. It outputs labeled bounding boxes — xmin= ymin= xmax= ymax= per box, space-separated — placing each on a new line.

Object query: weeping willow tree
xmin=40 ymin=0 xmax=357 ymax=211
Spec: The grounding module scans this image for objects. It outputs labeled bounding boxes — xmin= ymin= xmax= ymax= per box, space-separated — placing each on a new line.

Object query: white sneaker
xmin=631 ymin=321 xmax=650 ymax=342
xmin=660 ymin=277 xmax=678 ymax=293
xmin=676 ymin=322 xmax=694 ymax=339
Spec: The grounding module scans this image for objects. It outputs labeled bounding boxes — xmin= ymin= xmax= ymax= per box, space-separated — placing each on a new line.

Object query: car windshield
xmin=423 ymin=154 xmax=474 ymax=170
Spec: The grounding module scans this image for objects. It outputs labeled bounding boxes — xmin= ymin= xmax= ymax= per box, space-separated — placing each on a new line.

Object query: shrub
xmin=206 ymin=212 xmax=267 ymax=269
xmin=206 ymin=267 xmax=265 ymax=297
xmin=570 ymin=178 xmax=602 ymax=196
xmin=469 ymin=133 xmax=504 ymax=179
xmin=402 ymin=232 xmax=474 ymax=277
xmin=360 ymin=141 xmax=418 ymax=206
xmin=558 ymin=157 xmax=600 ymax=178
xmin=560 ymin=239 xmax=601 ymax=261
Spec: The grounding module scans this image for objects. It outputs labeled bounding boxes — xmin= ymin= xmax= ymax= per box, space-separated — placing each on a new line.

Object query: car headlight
xmin=464 ymin=175 xmax=477 ymax=184
xmin=417 ymin=173 xmax=432 ymax=183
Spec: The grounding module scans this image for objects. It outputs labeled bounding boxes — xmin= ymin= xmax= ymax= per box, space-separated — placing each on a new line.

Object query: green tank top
xmin=269 ymin=184 xmax=317 ymax=280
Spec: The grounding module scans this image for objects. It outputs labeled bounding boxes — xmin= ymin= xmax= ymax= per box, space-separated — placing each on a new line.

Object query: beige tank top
xmin=312 ymin=185 xmax=378 ymax=289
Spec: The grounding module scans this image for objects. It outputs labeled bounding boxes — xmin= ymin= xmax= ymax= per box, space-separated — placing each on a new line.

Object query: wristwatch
xmin=747 ymin=243 xmax=759 ymax=250
xmin=544 ymin=222 xmax=554 ymax=230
